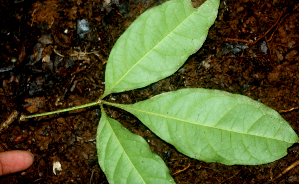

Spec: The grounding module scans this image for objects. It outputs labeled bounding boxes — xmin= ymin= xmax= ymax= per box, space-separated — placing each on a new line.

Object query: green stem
xmin=101 ymin=100 xmax=126 ymax=109
xmin=20 ymin=101 xmax=99 ymax=121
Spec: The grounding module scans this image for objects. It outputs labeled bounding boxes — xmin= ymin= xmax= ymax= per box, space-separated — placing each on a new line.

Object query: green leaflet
xmin=110 ymin=88 xmax=299 ymax=165
xmin=96 ymin=111 xmax=175 ymax=184
xmin=102 ymin=0 xmax=220 ymax=97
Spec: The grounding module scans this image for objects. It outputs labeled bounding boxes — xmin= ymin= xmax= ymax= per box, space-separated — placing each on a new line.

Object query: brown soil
xmin=1 ymin=0 xmax=299 ymax=183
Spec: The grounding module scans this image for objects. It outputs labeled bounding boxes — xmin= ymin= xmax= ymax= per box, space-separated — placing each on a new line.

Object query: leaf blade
xmin=103 ymin=0 xmax=220 ymax=97
xmin=96 ymin=111 xmax=175 ymax=184
xmin=116 ymin=88 xmax=299 ymax=165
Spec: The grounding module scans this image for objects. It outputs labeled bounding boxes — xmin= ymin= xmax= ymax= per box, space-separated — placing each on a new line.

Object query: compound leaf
xmin=114 ymin=88 xmax=299 ymax=165
xmin=96 ymin=110 xmax=175 ymax=184
xmin=103 ymin=0 xmax=220 ymax=97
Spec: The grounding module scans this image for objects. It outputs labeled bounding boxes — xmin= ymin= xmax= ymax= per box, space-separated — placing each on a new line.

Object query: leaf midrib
xmin=118 ymin=105 xmax=293 ymax=144
xmin=105 ymin=4 xmax=196 ymax=96
xmin=104 ymin=115 xmax=147 ymax=184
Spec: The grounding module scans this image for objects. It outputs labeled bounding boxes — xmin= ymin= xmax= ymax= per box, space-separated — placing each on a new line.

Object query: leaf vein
xmin=105 ymin=6 xmax=198 ymax=95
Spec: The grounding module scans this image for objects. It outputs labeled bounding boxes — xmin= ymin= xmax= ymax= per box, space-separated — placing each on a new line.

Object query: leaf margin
xmin=96 ymin=109 xmax=175 ymax=183
xmin=102 ymin=0 xmax=220 ymax=98
xmin=103 ymin=88 xmax=299 ymax=165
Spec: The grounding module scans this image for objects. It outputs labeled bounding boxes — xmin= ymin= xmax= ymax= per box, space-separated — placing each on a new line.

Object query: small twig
xmin=0 ymin=110 xmax=19 ymax=133
xmin=273 ymin=160 xmax=299 ymax=181
xmin=225 ymin=38 xmax=249 ymax=43
xmin=90 ymin=169 xmax=95 ymax=184
xmin=249 ymin=9 xmax=285 ymax=47
xmin=53 ymin=47 xmax=65 ymax=57
xmin=279 ymin=107 xmax=299 ymax=113
xmin=265 ymin=36 xmax=273 ymax=59
xmin=69 ymin=50 xmax=99 ymax=57
xmin=173 ymin=163 xmax=191 ymax=175
xmin=266 ymin=25 xmax=279 ymax=42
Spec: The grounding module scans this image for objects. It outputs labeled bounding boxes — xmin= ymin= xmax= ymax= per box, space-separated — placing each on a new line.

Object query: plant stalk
xmin=20 ymin=101 xmax=99 ymax=121
xmin=100 ymin=100 xmax=125 ymax=109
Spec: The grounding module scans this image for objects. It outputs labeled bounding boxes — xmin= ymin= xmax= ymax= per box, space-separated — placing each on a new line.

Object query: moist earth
xmin=1 ymin=0 xmax=299 ymax=183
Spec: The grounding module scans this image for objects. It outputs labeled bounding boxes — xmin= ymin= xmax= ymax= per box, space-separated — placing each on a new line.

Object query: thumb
xmin=0 ymin=150 xmax=34 ymax=176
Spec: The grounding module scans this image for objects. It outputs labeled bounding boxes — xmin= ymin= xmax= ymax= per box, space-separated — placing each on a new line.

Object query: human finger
xmin=0 ymin=150 xmax=34 ymax=176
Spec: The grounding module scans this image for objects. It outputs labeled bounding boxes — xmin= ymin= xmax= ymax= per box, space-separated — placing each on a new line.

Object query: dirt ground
xmin=1 ymin=0 xmax=299 ymax=183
